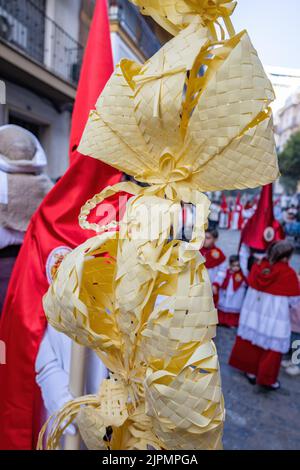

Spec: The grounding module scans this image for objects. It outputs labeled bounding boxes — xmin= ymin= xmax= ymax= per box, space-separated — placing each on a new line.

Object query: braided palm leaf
xmin=39 ymin=0 xmax=278 ymax=450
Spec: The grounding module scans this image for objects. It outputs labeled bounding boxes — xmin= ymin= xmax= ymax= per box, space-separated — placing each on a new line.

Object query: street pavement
xmin=216 ymin=229 xmax=300 ymax=450
xmin=216 ymin=327 xmax=300 ymax=450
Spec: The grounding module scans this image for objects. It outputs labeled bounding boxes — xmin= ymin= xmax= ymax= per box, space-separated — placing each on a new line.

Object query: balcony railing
xmin=109 ymin=0 xmax=161 ymax=59
xmin=0 ymin=0 xmax=83 ymax=86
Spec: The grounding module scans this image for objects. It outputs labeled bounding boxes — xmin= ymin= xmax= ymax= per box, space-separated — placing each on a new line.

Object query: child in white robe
xmin=217 ymin=255 xmax=247 ymax=328
xmin=35 ymin=324 xmax=108 ymax=436
xmin=200 ymin=229 xmax=227 ymax=306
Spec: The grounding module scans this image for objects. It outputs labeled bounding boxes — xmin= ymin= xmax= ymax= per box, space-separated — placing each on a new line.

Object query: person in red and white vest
xmin=217 ymin=255 xmax=247 ymax=328
xmin=239 ymin=184 xmax=285 ymax=277
xmin=201 ymin=228 xmax=227 ymax=305
xmin=229 ymin=241 xmax=300 ymax=391
xmin=219 ymin=194 xmax=230 ymax=229
xmin=230 ymin=193 xmax=243 ymax=230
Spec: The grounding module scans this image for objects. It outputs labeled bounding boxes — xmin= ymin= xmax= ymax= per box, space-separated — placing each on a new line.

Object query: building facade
xmin=274 ymin=88 xmax=300 ymax=153
xmin=266 ymin=66 xmax=300 ymax=118
xmin=0 ymin=0 xmax=163 ymax=179
xmin=266 ymin=66 xmax=300 ymax=152
xmin=264 ymin=67 xmax=300 ymax=194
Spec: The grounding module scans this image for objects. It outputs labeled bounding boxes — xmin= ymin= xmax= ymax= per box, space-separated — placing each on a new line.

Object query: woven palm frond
xmin=40 ymin=0 xmax=279 ymax=451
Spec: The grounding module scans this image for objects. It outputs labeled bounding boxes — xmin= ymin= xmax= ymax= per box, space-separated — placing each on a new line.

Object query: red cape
xmin=221 ymin=269 xmax=247 ymax=292
xmin=220 ymin=194 xmax=228 ymax=212
xmin=249 ymin=259 xmax=300 ymax=297
xmin=201 ymin=246 xmax=226 ymax=269
xmin=241 ymin=184 xmax=284 ymax=251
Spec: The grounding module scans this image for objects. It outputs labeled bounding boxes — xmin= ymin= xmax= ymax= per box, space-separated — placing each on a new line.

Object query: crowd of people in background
xmin=209 ymin=192 xmax=300 ymax=233
xmin=209 ymin=193 xmax=256 ymax=232
xmin=202 ymin=226 xmax=300 ymax=388
xmin=203 ymin=186 xmax=300 ymax=388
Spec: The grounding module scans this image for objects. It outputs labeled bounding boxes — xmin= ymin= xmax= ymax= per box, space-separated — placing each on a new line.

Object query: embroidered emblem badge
xmin=46 ymin=246 xmax=72 ymax=284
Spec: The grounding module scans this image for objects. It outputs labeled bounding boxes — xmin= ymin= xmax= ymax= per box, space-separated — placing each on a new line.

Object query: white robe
xmin=219 ymin=212 xmax=229 ymax=229
xmin=208 ymin=261 xmax=227 ymax=286
xmin=35 ymin=325 xmax=108 ymax=425
xmin=239 ymin=243 xmax=251 ymax=277
xmin=242 ymin=207 xmax=255 ymax=223
xmin=238 ymin=287 xmax=294 ymax=353
xmin=218 ymin=277 xmax=247 ymax=314
xmin=230 ymin=211 xmax=241 ymax=230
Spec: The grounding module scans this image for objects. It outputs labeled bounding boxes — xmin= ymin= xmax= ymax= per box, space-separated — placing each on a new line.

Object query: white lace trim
xmin=238 ymin=325 xmax=290 ymax=353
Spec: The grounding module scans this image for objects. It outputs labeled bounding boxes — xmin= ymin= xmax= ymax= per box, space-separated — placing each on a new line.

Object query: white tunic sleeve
xmin=218 ymin=277 xmax=247 ymax=313
xmin=214 ymin=261 xmax=228 ymax=286
xmin=35 ymin=326 xmax=74 ymax=417
xmin=238 ymin=288 xmax=292 ymax=353
xmin=35 ymin=325 xmax=108 ymax=422
xmin=239 ymin=243 xmax=251 ymax=277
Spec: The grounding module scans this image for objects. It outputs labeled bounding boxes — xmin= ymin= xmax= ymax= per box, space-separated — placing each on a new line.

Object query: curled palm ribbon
xmin=39 ymin=0 xmax=279 ymax=450
xmin=131 ymin=0 xmax=237 ymax=38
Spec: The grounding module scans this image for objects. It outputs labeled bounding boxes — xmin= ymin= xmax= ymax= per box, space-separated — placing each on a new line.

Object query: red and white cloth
xmin=239 ymin=184 xmax=285 ymax=277
xmin=219 ymin=194 xmax=229 ymax=229
xmin=217 ymin=269 xmax=247 ymax=327
xmin=240 ymin=184 xmax=284 ymax=253
xmin=229 ymin=336 xmax=282 ymax=386
xmin=242 ymin=201 xmax=255 ymax=229
xmin=201 ymin=245 xmax=227 ymax=306
xmin=201 ymin=245 xmax=227 ymax=285
xmin=238 ymin=259 xmax=300 ymax=353
xmin=238 ymin=288 xmax=293 ymax=353
xmin=229 ymin=259 xmax=300 ymax=386
xmin=230 ymin=194 xmax=243 ymax=230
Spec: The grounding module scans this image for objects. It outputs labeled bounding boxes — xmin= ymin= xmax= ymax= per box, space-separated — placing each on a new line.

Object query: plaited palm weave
xmin=39 ymin=0 xmax=279 ymax=450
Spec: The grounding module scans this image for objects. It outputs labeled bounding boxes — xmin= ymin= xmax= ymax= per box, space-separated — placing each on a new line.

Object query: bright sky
xmin=232 ymin=0 xmax=300 ymax=69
